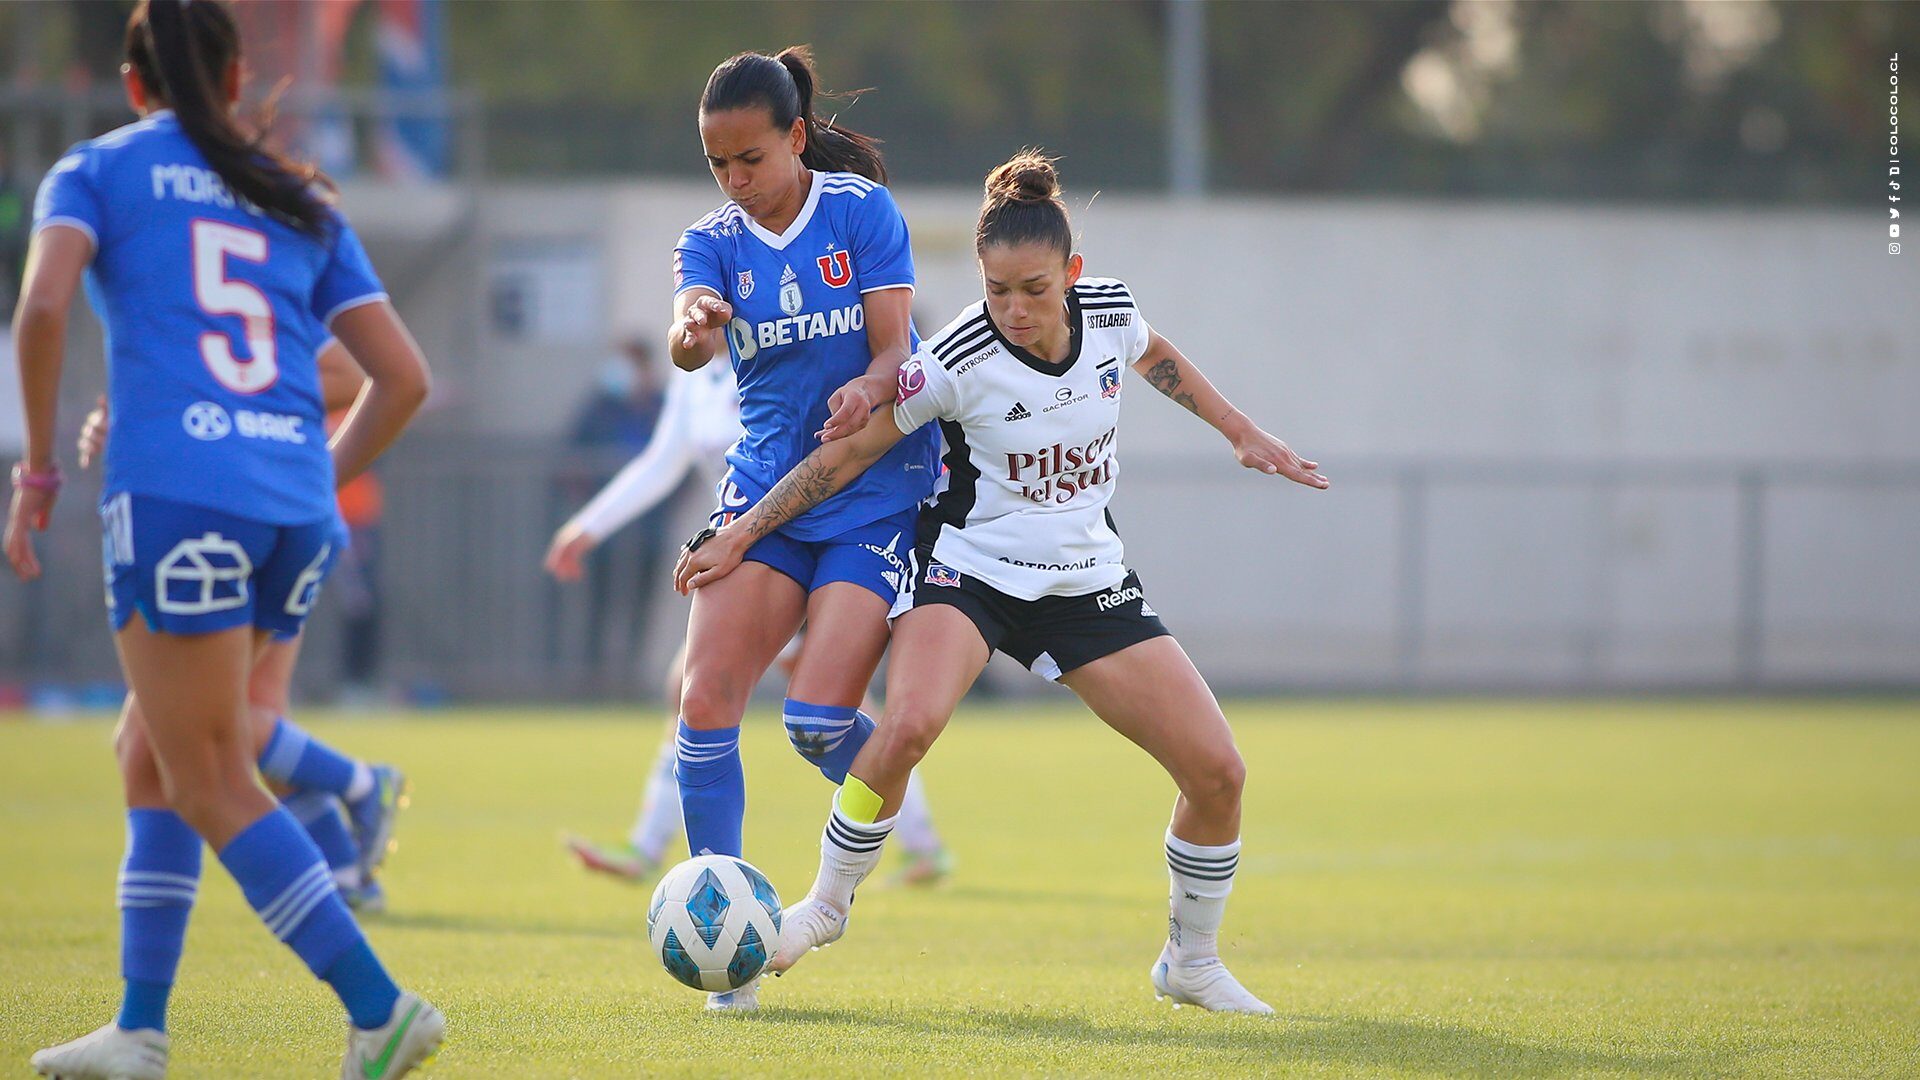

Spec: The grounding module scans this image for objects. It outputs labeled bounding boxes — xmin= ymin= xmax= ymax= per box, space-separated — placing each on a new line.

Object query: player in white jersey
xmin=676 ymin=151 xmax=1328 ymax=1014
xmin=545 ymin=360 xmax=949 ymax=885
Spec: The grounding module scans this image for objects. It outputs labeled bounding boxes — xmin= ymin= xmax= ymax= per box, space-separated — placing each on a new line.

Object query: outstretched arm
xmin=1133 ymin=330 xmax=1328 ymax=489
xmin=5 ymin=224 xmax=91 ymax=581
xmin=819 ymin=286 xmax=912 ymax=443
xmin=674 ymin=408 xmax=908 ymax=592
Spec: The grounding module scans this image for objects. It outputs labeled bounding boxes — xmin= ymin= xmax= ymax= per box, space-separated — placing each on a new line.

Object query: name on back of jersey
xmin=150 ymin=164 xmax=262 ymax=216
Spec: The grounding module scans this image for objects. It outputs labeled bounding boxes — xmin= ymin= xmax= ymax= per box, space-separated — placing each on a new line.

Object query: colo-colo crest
xmin=779 ymin=264 xmax=803 ymax=317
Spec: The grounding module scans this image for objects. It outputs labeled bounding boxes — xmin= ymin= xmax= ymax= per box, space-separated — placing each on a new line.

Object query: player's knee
xmin=677 ymin=671 xmax=746 ymax=730
xmin=1181 ymin=749 xmax=1245 ymax=812
xmin=782 ymin=699 xmax=870 ymax=770
xmin=162 ymin=769 xmax=252 ymax=834
xmin=878 ymin=702 xmax=945 ymax=767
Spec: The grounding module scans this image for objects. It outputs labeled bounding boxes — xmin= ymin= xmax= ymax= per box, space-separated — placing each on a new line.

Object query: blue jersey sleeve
xmin=310 ymin=213 xmax=388 ymax=327
xmin=673 ymin=229 xmax=726 ymax=298
xmin=849 ymin=185 xmax=914 ymax=294
xmin=32 ymin=149 xmax=105 ymax=248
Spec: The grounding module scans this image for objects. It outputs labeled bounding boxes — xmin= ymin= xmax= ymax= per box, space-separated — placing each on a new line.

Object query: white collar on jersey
xmin=740 ymin=169 xmax=824 ymax=251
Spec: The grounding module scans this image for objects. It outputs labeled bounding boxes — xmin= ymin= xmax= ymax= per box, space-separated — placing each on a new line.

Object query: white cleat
xmin=704 ymin=979 xmax=759 ymax=1012
xmin=1150 ymin=945 xmax=1275 ymax=1015
xmin=767 ymin=895 xmax=847 ymax=977
xmin=339 ymin=991 xmax=445 ymax=1080
xmin=30 ymin=1023 xmax=168 ymax=1080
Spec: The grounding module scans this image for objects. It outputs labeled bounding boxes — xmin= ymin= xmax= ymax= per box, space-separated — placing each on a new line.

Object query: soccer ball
xmin=647 ymin=854 xmax=783 ymax=992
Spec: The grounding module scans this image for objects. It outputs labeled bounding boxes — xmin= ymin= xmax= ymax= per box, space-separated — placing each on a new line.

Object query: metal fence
xmin=5 ymin=441 xmax=1916 ymax=704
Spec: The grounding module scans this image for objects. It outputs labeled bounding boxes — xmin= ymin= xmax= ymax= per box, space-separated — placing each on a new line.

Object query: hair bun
xmin=984 ymin=150 xmax=1059 ymax=205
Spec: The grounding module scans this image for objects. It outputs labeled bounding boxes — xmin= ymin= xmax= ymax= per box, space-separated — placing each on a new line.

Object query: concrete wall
xmin=371 ymin=180 xmax=1913 ymax=690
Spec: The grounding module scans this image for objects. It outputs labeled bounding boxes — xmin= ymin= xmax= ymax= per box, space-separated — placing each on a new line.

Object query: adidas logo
xmin=1004 ymin=402 xmax=1032 ymax=422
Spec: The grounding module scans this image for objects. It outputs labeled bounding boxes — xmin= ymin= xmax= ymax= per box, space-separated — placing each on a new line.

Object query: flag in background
xmin=374 ymin=0 xmax=450 ymax=180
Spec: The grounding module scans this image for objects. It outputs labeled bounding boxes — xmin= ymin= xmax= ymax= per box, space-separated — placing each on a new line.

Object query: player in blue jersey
xmin=664 ymin=47 xmax=940 ymax=1010
xmin=77 ymin=343 xmax=410 ymax=916
xmin=5 ymin=4 xmax=443 ymax=1077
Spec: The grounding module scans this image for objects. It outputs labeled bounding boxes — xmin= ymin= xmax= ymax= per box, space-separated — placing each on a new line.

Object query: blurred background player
xmin=6 ymin=2 xmax=443 ymax=1076
xmin=678 ymin=151 xmax=1329 ymax=1014
xmin=76 ymin=339 xmax=408 ymax=914
xmin=545 ymin=342 xmax=951 ymax=887
xmin=556 ymin=333 xmax=676 ymax=668
xmin=661 ymin=45 xmax=943 ymax=1010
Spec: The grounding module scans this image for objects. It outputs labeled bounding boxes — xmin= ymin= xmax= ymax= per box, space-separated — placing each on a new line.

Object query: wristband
xmin=10 ymin=463 xmax=62 ymax=494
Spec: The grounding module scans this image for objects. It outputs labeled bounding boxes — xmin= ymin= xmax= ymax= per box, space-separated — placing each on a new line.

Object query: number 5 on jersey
xmin=192 ymin=219 xmax=278 ymax=393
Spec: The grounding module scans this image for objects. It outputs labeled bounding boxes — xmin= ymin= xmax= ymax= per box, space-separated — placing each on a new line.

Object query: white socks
xmin=628 ymin=738 xmax=683 ymax=859
xmin=809 ymin=795 xmax=897 ymax=911
xmin=893 ymin=769 xmax=942 ymax=855
xmin=1164 ymin=830 xmax=1240 ymax=964
xmin=343 ymin=763 xmax=375 ymax=803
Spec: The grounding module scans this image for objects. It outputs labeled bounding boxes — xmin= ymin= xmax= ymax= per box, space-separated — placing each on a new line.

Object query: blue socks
xmin=116 ymin=809 xmax=201 ymax=1032
xmin=674 ymin=721 xmax=744 ymax=858
xmin=782 ymin=699 xmax=876 ymax=784
xmin=217 ymin=808 xmax=398 ymax=1029
xmin=258 ymin=717 xmax=373 ymax=802
xmin=283 ymin=791 xmax=362 ymax=886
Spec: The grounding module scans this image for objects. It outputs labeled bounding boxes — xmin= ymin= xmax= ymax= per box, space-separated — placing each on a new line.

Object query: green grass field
xmin=3 ymin=700 xmax=1918 ymax=1078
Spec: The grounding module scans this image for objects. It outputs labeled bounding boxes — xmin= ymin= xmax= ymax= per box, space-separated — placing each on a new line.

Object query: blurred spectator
xmin=562 ymin=335 xmax=681 ymax=670
xmin=332 ymin=427 xmax=386 ymax=706
xmin=0 ymin=147 xmax=28 ymax=313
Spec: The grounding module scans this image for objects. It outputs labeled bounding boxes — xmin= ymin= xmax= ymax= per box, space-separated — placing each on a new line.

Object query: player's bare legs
xmin=772 ymin=605 xmax=991 ymax=975
xmin=115 ymin=624 xmax=276 ymax=849
xmin=676 ymin=561 xmax=805 ymax=858
xmin=1059 ymin=636 xmax=1243 ymax=845
xmin=787 ymin=584 xmax=891 ymax=710
xmin=115 ymin=635 xmax=393 ymax=909
xmin=1060 ymin=636 xmax=1270 ymax=1014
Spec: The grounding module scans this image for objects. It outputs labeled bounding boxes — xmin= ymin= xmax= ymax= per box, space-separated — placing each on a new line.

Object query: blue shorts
xmin=709 ymin=496 xmax=916 ymax=606
xmin=102 ymin=492 xmax=345 ymax=638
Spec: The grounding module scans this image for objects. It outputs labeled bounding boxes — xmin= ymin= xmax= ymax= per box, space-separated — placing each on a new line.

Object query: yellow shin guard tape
xmin=836 ymin=776 xmax=885 ymax=824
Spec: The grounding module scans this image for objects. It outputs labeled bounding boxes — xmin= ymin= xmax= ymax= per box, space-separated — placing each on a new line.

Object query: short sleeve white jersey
xmin=892 ymin=277 xmax=1152 ymax=600
xmin=569 ymin=362 xmax=741 ymax=540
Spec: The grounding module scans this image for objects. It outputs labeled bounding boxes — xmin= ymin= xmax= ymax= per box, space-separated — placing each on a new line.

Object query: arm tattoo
xmin=742 ymin=452 xmax=841 ymax=541
xmin=1145 ymin=358 xmax=1200 ymax=415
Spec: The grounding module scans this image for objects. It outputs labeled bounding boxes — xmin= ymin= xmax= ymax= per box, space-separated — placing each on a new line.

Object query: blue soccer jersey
xmin=33 ymin=111 xmax=387 ymax=525
xmin=673 ymin=170 xmax=939 ymax=541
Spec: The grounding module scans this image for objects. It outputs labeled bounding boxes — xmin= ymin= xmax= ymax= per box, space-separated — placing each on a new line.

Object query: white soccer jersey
xmin=891 ymin=277 xmax=1152 ymax=600
xmin=570 ymin=362 xmax=741 ymax=540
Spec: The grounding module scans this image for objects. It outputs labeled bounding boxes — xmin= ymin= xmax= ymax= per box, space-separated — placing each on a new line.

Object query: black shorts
xmin=892 ymin=547 xmax=1170 ymax=681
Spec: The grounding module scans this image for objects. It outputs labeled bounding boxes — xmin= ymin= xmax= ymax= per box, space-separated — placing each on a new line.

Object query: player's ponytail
xmin=702 ymin=46 xmax=888 ymax=184
xmin=128 ymin=0 xmax=335 ymax=235
xmin=976 ymin=149 xmax=1072 ymax=259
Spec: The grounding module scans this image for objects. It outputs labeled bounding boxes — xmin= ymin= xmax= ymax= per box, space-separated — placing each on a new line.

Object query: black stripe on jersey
xmin=929 ymin=311 xmax=990 ymax=353
xmin=919 ymin=418 xmax=980 ymax=547
xmin=1097 ymin=355 xmax=1120 ymax=368
xmin=930 ymin=312 xmax=991 ymax=358
xmin=940 ymin=329 xmax=997 ymax=369
xmin=1078 ymin=301 xmax=1135 ymax=312
xmin=1075 ymin=282 xmax=1131 ymax=293
xmin=1075 ymin=290 xmax=1132 ymax=302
